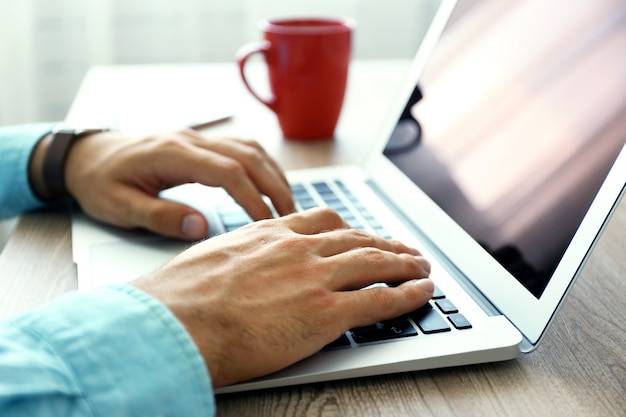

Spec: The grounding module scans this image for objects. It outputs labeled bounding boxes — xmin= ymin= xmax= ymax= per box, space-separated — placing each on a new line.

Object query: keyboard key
xmin=217 ymin=205 xmax=252 ymax=231
xmin=321 ymin=333 xmax=352 ymax=351
xmin=334 ymin=180 xmax=348 ymax=190
xmin=373 ymin=227 xmax=391 ymax=239
xmin=334 ymin=207 xmax=353 ymax=219
xmin=404 ymin=301 xmax=432 ymax=313
xmin=432 ymin=286 xmax=445 ymax=299
xmin=351 ymin=199 xmax=366 ymax=211
xmin=351 ymin=319 xmax=417 ymax=344
xmin=411 ymin=309 xmax=451 ymax=334
xmin=418 ymin=301 xmax=433 ymax=310
xmin=347 ymin=218 xmax=365 ymax=229
xmin=448 ymin=313 xmax=472 ymax=330
xmin=435 ymin=299 xmax=458 ymax=314
xmin=219 ymin=210 xmax=250 ymax=225
xmin=312 ymin=182 xmax=334 ymax=197
xmin=291 ymin=184 xmax=307 ymax=195
xmin=322 ymin=199 xmax=343 ymax=211
xmin=297 ymin=197 xmax=318 ymax=210
xmin=224 ymin=224 xmax=247 ymax=232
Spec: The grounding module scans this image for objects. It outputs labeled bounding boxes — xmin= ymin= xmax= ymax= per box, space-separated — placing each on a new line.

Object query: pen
xmin=188 ymin=114 xmax=233 ymax=130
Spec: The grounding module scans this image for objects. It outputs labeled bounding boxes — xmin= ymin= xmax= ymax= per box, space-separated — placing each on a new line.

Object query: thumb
xmin=135 ymin=197 xmax=209 ymax=240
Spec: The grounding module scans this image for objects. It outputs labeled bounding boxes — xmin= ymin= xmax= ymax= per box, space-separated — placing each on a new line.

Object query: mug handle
xmin=236 ymin=41 xmax=277 ymax=111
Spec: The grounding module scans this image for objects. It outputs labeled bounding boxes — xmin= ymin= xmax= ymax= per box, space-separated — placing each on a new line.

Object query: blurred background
xmin=0 ymin=0 xmax=442 ymax=126
xmin=0 ymin=0 xmax=443 ymax=247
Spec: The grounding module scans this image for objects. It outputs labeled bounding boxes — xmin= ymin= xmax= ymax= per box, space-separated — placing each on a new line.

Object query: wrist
xmin=29 ymin=132 xmax=54 ymax=200
xmin=29 ymin=127 xmax=109 ymax=201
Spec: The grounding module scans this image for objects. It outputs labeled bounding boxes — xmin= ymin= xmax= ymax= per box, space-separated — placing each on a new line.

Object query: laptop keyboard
xmin=215 ymin=179 xmax=472 ymax=350
xmin=217 ymin=180 xmax=392 ymax=237
xmin=324 ymin=285 xmax=473 ymax=351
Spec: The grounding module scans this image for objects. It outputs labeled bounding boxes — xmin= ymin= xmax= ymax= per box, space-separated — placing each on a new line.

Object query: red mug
xmin=236 ymin=17 xmax=354 ymax=140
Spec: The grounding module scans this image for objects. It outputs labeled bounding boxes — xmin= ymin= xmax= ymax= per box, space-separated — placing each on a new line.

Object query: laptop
xmin=70 ymin=0 xmax=626 ymax=394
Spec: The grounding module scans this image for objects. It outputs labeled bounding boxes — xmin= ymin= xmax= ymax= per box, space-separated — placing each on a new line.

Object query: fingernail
xmin=181 ymin=213 xmax=205 ymax=239
xmin=415 ymin=279 xmax=434 ymax=294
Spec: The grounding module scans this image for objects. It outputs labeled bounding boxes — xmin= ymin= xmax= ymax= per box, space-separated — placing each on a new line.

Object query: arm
xmin=0 ymin=208 xmax=432 ymax=414
xmin=0 ymin=285 xmax=215 ymax=417
xmin=0 ymin=123 xmax=55 ymax=219
xmin=1 ymin=124 xmax=294 ymax=238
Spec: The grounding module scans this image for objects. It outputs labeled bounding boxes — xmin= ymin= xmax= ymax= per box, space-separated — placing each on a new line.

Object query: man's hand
xmin=132 ymin=207 xmax=433 ymax=388
xmin=65 ymin=129 xmax=295 ymax=240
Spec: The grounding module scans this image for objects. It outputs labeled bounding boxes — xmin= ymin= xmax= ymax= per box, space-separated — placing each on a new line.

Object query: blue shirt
xmin=0 ymin=285 xmax=216 ymax=416
xmin=0 ymin=125 xmax=216 ymax=416
xmin=0 ymin=123 xmax=54 ymax=219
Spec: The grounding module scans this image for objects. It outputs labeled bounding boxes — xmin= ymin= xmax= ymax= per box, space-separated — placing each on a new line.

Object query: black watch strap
xmin=41 ymin=128 xmax=108 ymax=200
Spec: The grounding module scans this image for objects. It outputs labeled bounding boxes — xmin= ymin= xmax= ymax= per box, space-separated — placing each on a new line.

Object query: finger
xmin=228 ymin=138 xmax=289 ymax=185
xmin=201 ymin=154 xmax=277 ymax=220
xmin=280 ymin=207 xmax=350 ymax=235
xmin=338 ymin=279 xmax=435 ymax=329
xmin=182 ymin=132 xmax=290 ymax=188
xmin=223 ymin=137 xmax=294 ymax=215
xmin=146 ymin=142 xmax=277 ymax=221
xmin=116 ymin=186 xmax=209 ymax=240
xmin=324 ymin=248 xmax=431 ymax=290
xmin=307 ymin=227 xmax=423 ymax=258
xmin=180 ymin=131 xmax=295 ymax=216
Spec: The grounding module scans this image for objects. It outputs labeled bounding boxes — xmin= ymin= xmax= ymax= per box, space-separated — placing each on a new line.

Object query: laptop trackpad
xmin=89 ymin=237 xmax=188 ymax=287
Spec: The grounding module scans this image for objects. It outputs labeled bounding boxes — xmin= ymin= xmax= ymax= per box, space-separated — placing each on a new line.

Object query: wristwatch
xmin=42 ymin=127 xmax=109 ymax=200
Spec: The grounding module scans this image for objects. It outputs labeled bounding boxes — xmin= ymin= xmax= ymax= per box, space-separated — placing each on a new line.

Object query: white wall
xmin=0 ymin=0 xmax=440 ymax=125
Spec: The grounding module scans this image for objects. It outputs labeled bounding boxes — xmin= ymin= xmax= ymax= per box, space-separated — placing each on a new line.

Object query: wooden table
xmin=1 ymin=60 xmax=624 ymax=417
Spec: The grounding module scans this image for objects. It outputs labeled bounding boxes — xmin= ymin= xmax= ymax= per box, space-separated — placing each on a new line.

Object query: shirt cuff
xmin=0 ymin=123 xmax=56 ymax=218
xmin=9 ymin=284 xmax=216 ymax=417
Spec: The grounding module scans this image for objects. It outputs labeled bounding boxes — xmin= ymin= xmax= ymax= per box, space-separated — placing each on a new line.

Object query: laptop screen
xmin=384 ymin=0 xmax=626 ymax=298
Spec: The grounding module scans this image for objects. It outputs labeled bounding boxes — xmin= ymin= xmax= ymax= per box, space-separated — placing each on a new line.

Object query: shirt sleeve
xmin=0 ymin=123 xmax=56 ymax=219
xmin=0 ymin=285 xmax=216 ymax=417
